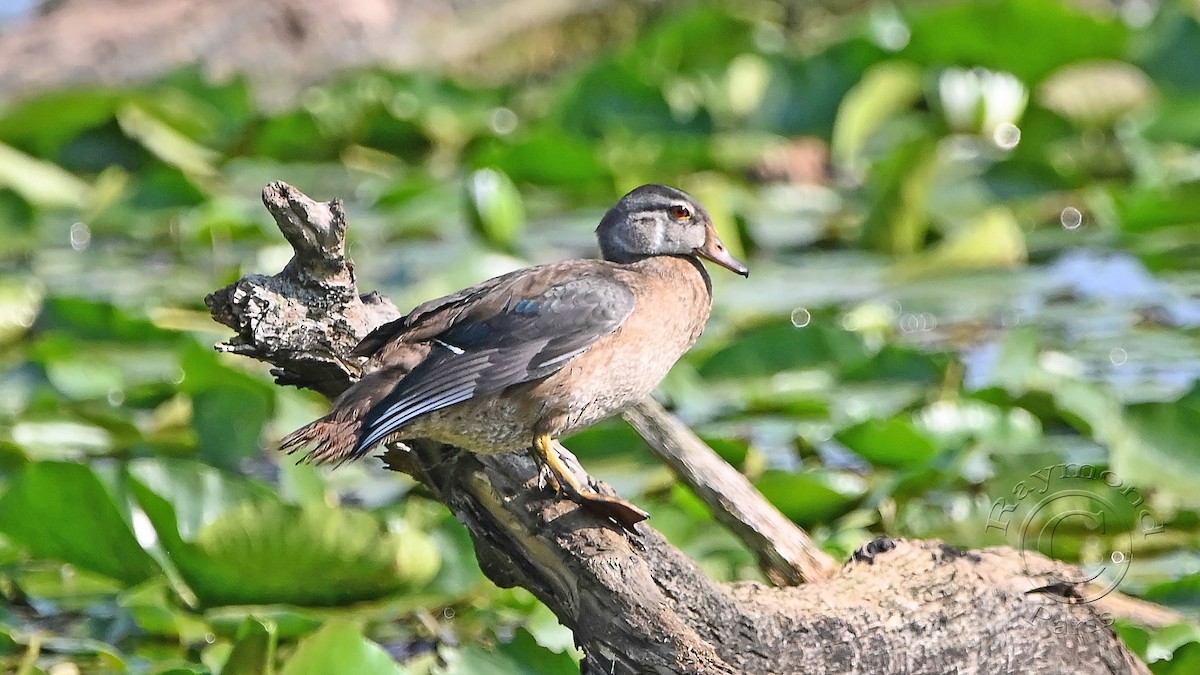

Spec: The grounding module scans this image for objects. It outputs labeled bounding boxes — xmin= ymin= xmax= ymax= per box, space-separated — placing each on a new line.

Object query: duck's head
xmin=596 ymin=184 xmax=749 ymax=276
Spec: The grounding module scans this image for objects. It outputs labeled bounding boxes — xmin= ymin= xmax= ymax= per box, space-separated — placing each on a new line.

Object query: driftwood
xmin=206 ymin=181 xmax=1151 ymax=674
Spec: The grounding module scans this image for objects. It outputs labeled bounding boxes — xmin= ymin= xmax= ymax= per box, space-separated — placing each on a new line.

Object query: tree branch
xmin=207 ymin=182 xmax=1151 ymax=675
xmin=622 ymin=398 xmax=838 ymax=585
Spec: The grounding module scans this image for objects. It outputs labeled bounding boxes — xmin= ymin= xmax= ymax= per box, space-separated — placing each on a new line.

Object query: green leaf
xmin=280 ymin=621 xmax=405 ymax=675
xmin=220 ymin=616 xmax=276 ymax=675
xmin=0 ymin=462 xmax=159 ymax=586
xmin=837 ymin=417 xmax=941 ymax=469
xmin=473 ymin=131 xmax=606 ymax=186
xmin=901 ymin=0 xmax=1128 ymax=83
xmin=1114 ymin=621 xmax=1151 ymax=661
xmin=859 ymin=129 xmax=936 ymax=254
xmin=465 ymin=168 xmax=525 ymax=252
xmin=1148 ymin=623 xmax=1200 ymax=665
xmin=1143 ymin=572 xmax=1200 ymax=613
xmin=1107 ymin=182 xmax=1200 ymax=234
xmin=755 ymin=470 xmax=867 ymax=527
xmin=0 ymin=89 xmax=121 ymax=157
xmin=248 ymin=111 xmax=339 ymax=161
xmin=128 ymin=458 xmax=273 ymax=539
xmin=749 ymin=40 xmax=885 ymax=137
xmin=116 ymin=104 xmax=220 ymax=177
xmin=37 ymin=296 xmax=180 ymax=345
xmin=698 ymin=320 xmax=868 ymax=379
xmin=1112 ymin=386 xmax=1200 ymax=507
xmin=1151 ymin=641 xmax=1200 ymax=675
xmin=437 ymin=629 xmax=575 ymax=675
xmin=555 ymin=61 xmax=706 ymax=137
xmin=130 ymin=459 xmax=438 ymax=606
xmin=1135 ymin=6 xmax=1200 ymax=93
xmin=180 ymin=346 xmax=275 ymax=469
xmin=633 ymin=7 xmax=757 ymax=76
xmin=840 ymin=345 xmax=947 ymax=384
xmin=832 ymin=61 xmax=924 ymax=168
xmin=120 ymin=579 xmax=210 ymax=641
xmin=0 ymin=141 xmax=92 ymax=208
xmin=206 ymin=606 xmax=325 ymax=641
xmin=0 ymin=189 xmax=34 ymax=241
xmin=892 ymin=208 xmax=1027 ymax=277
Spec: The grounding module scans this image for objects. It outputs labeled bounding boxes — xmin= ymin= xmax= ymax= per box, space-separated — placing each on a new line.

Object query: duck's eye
xmin=669 ymin=204 xmax=693 ymax=221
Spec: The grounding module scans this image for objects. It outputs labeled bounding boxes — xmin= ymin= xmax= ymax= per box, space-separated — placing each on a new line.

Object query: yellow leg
xmin=530 ymin=434 xmax=649 ymax=530
xmin=533 ymin=434 xmax=583 ymax=495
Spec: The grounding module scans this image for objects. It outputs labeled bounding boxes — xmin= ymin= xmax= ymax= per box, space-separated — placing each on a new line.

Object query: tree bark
xmin=205 ymin=181 xmax=1150 ymax=675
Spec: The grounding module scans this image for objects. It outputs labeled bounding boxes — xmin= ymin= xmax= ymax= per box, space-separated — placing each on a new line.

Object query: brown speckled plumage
xmin=279 ymin=184 xmax=746 ymax=525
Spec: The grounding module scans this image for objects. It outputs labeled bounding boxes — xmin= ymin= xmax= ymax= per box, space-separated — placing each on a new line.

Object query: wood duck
xmin=280 ymin=184 xmax=747 ymax=526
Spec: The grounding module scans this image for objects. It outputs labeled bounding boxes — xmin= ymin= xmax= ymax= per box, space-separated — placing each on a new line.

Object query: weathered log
xmin=205 ymin=181 xmax=1150 ymax=674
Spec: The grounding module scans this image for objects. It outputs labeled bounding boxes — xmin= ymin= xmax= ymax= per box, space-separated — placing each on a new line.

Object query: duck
xmin=279 ymin=184 xmax=747 ymax=527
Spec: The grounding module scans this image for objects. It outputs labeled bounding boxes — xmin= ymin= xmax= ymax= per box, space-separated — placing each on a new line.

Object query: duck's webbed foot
xmin=531 ymin=434 xmax=649 ymax=531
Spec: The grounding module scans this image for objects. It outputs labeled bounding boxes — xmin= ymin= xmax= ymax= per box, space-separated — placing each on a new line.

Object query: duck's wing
xmin=352 ymin=271 xmax=635 ymax=454
xmin=351 ymin=267 xmax=529 ymax=359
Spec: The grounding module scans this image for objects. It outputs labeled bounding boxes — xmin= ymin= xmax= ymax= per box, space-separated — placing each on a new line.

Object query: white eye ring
xmin=669 ymin=204 xmax=693 ymax=221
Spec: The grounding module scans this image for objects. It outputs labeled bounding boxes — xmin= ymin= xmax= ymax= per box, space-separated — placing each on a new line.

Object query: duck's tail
xmin=278 ymin=366 xmax=407 ymax=465
xmin=279 ymin=412 xmax=361 ymax=466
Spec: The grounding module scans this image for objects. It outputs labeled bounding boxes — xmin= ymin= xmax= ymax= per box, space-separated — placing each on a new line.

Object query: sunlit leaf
xmin=180 ymin=346 xmax=275 ymax=468
xmin=117 ymin=104 xmax=220 ymax=177
xmin=473 ymin=131 xmax=606 ymax=186
xmin=892 ymin=207 xmax=1027 ymax=277
xmin=832 ymin=61 xmax=924 ymax=168
xmin=837 ymin=417 xmax=941 ymax=469
xmin=1147 ymin=623 xmax=1200 ymax=665
xmin=698 ymin=320 xmax=868 ymax=379
xmin=901 ymin=0 xmax=1128 ymax=83
xmin=0 ymin=462 xmax=159 ymax=586
xmin=859 ymin=129 xmax=936 ymax=254
xmin=466 ymin=168 xmax=525 ymax=252
xmin=280 ymin=620 xmax=405 ymax=675
xmin=220 ymin=616 xmax=276 ymax=675
xmin=37 ymin=296 xmax=180 ymax=344
xmin=0 ymin=141 xmax=92 ymax=208
xmin=755 ymin=470 xmax=867 ymax=527
xmin=556 ymin=61 xmax=704 ymax=137
xmin=1111 ymin=386 xmax=1200 ymax=507
xmin=0 ymin=89 xmax=121 ymax=156
xmin=1039 ymin=61 xmax=1155 ymax=128
xmin=130 ymin=458 xmax=439 ymax=606
xmin=437 ymin=628 xmax=575 ymax=675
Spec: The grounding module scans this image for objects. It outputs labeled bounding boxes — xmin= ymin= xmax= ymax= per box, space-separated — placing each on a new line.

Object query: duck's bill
xmin=695 ymin=232 xmax=749 ymax=277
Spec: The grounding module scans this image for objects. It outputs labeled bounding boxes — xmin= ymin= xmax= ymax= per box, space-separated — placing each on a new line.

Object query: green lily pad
xmin=129 ymin=458 xmax=438 ymax=607
xmin=437 ymin=629 xmax=576 ymax=675
xmin=0 ymin=462 xmax=159 ymax=586
xmin=1112 ymin=386 xmax=1200 ymax=507
xmin=901 ymin=0 xmax=1128 ymax=83
xmin=836 ymin=416 xmax=941 ymax=469
xmin=755 ymin=469 xmax=868 ymax=527
xmin=219 ymin=616 xmax=276 ymax=675
xmin=280 ymin=620 xmax=405 ymax=675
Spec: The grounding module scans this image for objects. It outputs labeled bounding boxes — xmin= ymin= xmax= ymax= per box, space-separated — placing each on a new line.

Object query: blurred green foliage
xmin=2 ymin=0 xmax=1200 ymax=672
